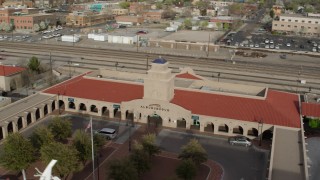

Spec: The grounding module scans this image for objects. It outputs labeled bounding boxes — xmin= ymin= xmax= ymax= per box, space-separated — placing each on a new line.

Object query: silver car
xmin=95 ymin=128 xmax=117 ymax=140
xmin=228 ymin=136 xmax=252 ymax=147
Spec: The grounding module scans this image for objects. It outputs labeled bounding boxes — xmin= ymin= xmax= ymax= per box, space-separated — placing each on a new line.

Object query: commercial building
xmin=66 ymin=11 xmax=112 ymax=27
xmin=0 ymin=65 xmax=26 ymax=92
xmin=0 ymin=8 xmax=56 ymax=32
xmin=115 ymin=15 xmax=144 ymax=26
xmin=272 ymin=14 xmax=320 ymax=36
xmin=143 ymin=10 xmax=163 ymax=23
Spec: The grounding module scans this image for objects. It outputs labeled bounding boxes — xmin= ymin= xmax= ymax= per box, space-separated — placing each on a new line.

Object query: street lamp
xmin=146 ymin=55 xmax=149 ymax=73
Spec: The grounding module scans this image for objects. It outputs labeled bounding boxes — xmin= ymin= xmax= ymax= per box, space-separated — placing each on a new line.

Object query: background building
xmin=66 ymin=11 xmax=112 ymax=27
xmin=272 ymin=14 xmax=320 ymax=36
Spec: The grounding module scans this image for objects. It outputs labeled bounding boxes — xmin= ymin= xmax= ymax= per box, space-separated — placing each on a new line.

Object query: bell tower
xmin=143 ymin=58 xmax=175 ymax=102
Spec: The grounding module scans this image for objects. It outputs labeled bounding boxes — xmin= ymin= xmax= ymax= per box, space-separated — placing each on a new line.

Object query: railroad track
xmin=1 ymin=42 xmax=320 ymax=93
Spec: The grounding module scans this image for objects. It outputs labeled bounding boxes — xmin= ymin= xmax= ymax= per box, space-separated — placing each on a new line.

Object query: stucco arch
xmin=51 ymin=100 xmax=56 ymax=111
xmin=58 ymin=100 xmax=65 ymax=112
xmin=7 ymin=122 xmax=14 ymax=134
xmin=17 ymin=117 xmax=23 ymax=130
xmin=248 ymin=127 xmax=258 ymax=137
xmin=35 ymin=108 xmax=40 ymax=120
xmin=26 ymin=112 xmax=32 ymax=125
xmin=0 ymin=126 xmax=3 ymax=140
xmin=69 ymin=102 xmax=76 ymax=109
xmin=44 ymin=104 xmax=48 ymax=116
xmin=218 ymin=124 xmax=229 ymax=133
xmin=10 ymin=79 xmax=17 ymax=91
xmin=204 ymin=122 xmax=214 ymax=133
xmin=232 ymin=125 xmax=244 ymax=135
xmin=90 ymin=105 xmax=98 ymax=113
xmin=147 ymin=114 xmax=163 ymax=127
xmin=262 ymin=129 xmax=273 ymax=141
xmin=79 ymin=103 xmax=87 ymax=111
xmin=101 ymin=106 xmax=109 ymax=117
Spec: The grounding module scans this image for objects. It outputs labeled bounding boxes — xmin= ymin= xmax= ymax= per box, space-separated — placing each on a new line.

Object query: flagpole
xmin=90 ymin=117 xmax=95 ymax=180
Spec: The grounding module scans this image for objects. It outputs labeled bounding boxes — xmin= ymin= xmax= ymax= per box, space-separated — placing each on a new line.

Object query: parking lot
xmin=224 ymin=30 xmax=320 ymax=53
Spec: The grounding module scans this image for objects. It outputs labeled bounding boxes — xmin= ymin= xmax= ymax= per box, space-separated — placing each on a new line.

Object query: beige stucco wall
xmin=0 ymin=73 xmax=24 ymax=92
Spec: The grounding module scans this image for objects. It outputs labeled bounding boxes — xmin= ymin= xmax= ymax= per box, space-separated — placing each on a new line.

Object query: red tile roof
xmin=176 ymin=73 xmax=202 ymax=80
xmin=301 ymin=102 xmax=320 ymax=118
xmin=43 ymin=76 xmax=143 ymax=103
xmin=0 ymin=65 xmax=25 ymax=76
xmin=43 ymin=76 xmax=301 ymax=128
xmin=171 ymin=89 xmax=301 ymax=128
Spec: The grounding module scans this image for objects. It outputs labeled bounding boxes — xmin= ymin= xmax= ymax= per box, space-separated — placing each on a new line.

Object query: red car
xmin=136 ymin=30 xmax=148 ymax=35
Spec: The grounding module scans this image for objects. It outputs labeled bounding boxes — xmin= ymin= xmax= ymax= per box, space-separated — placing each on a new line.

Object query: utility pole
xmin=207 ymin=33 xmax=211 ymax=57
xmin=146 ymin=55 xmax=149 ymax=73
xmin=49 ymin=52 xmax=53 ymax=85
xmin=136 ymin=35 xmax=139 ymax=52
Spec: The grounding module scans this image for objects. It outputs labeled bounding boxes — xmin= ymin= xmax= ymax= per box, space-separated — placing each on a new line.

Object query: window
xmin=288 ymin=19 xmax=291 ymax=22
xmin=294 ymin=25 xmax=297 ymax=28
xmin=302 ymin=20 xmax=305 ymax=23
xmin=281 ymin=24 xmax=284 ymax=27
xmin=316 ymin=21 xmax=319 ymax=24
xmin=288 ymin=25 xmax=291 ymax=27
xmin=295 ymin=20 xmax=298 ymax=22
xmin=315 ymin=27 xmax=318 ymax=30
xmin=281 ymin=19 xmax=285 ymax=21
xmin=274 ymin=24 xmax=278 ymax=26
xmin=301 ymin=26 xmax=304 ymax=28
xmin=308 ymin=27 xmax=311 ymax=29
xmin=308 ymin=21 xmax=311 ymax=23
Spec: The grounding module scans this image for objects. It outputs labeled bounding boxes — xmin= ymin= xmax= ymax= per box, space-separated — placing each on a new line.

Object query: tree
xmin=269 ymin=10 xmax=275 ymax=19
xmin=72 ymin=130 xmax=92 ymax=164
xmin=130 ymin=141 xmax=151 ymax=176
xmin=48 ymin=116 xmax=72 ymax=142
xmin=156 ymin=2 xmax=163 ymax=9
xmin=200 ymin=21 xmax=209 ymax=29
xmin=195 ymin=0 xmax=209 ymax=16
xmin=28 ymin=56 xmax=41 ymax=74
xmin=29 ymin=125 xmax=54 ymax=152
xmin=40 ymin=21 xmax=47 ymax=30
xmin=3 ymin=23 xmax=11 ymax=32
xmin=176 ymin=159 xmax=197 ymax=180
xmin=119 ymin=2 xmax=130 ymax=9
xmin=41 ymin=142 xmax=82 ymax=178
xmin=184 ymin=18 xmax=192 ymax=29
xmin=108 ymin=158 xmax=139 ymax=180
xmin=33 ymin=24 xmax=40 ymax=32
xmin=223 ymin=23 xmax=230 ymax=31
xmin=162 ymin=9 xmax=176 ymax=20
xmin=141 ymin=133 xmax=161 ymax=157
xmin=0 ymin=133 xmax=35 ymax=179
xmin=93 ymin=133 xmax=106 ymax=153
xmin=178 ymin=139 xmax=208 ymax=166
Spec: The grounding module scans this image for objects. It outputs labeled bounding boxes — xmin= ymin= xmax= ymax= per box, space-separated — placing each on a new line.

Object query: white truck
xmin=61 ymin=35 xmax=79 ymax=43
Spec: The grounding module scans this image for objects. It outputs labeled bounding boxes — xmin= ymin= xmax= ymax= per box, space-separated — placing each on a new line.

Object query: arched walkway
xmin=10 ymin=79 xmax=17 ymax=91
xmin=233 ymin=125 xmax=244 ymax=135
xmin=204 ymin=123 xmax=214 ymax=133
xmin=58 ymin=100 xmax=65 ymax=112
xmin=0 ymin=127 xmax=3 ymax=140
xmin=69 ymin=102 xmax=76 ymax=109
xmin=262 ymin=130 xmax=273 ymax=141
xmin=17 ymin=117 xmax=23 ymax=130
xmin=35 ymin=108 xmax=40 ymax=120
xmin=177 ymin=118 xmax=186 ymax=129
xmin=79 ymin=103 xmax=87 ymax=111
xmin=44 ymin=104 xmax=48 ymax=115
xmin=90 ymin=105 xmax=98 ymax=113
xmin=114 ymin=108 xmax=121 ymax=118
xmin=7 ymin=122 xmax=13 ymax=134
xmin=126 ymin=110 xmax=134 ymax=126
xmin=218 ymin=124 xmax=229 ymax=133
xmin=51 ymin=101 xmax=56 ymax=111
xmin=102 ymin=106 xmax=109 ymax=117
xmin=248 ymin=128 xmax=258 ymax=137
xmin=148 ymin=114 xmax=163 ymax=127
xmin=27 ymin=113 xmax=32 ymax=125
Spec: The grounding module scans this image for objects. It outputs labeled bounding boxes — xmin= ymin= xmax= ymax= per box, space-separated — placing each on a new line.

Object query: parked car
xmin=270 ymin=44 xmax=275 ymax=49
xmin=95 ymin=128 xmax=117 ymax=140
xmin=265 ymin=44 xmax=269 ymax=49
xmin=280 ymin=54 xmax=287 ymax=59
xmin=254 ymin=44 xmax=259 ymax=48
xmin=312 ymin=47 xmax=317 ymax=52
xmin=275 ymin=45 xmax=280 ymax=49
xmin=269 ymin=40 xmax=274 ymax=44
xmin=264 ymin=39 xmax=269 ymax=44
xmin=228 ymin=136 xmax=252 ymax=147
xmin=286 ymin=43 xmax=291 ymax=47
xmin=136 ymin=30 xmax=148 ymax=35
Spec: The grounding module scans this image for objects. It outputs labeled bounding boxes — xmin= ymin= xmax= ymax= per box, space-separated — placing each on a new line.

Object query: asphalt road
xmin=156 ymin=129 xmax=269 ymax=180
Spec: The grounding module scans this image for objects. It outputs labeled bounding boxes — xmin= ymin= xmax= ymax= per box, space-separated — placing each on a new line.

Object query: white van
xmin=96 ymin=128 xmax=117 ymax=140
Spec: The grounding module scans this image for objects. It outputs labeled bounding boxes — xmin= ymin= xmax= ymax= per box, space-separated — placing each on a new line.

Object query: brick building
xmin=66 ymin=11 xmax=112 ymax=27
xmin=143 ymin=10 xmax=162 ymax=23
xmin=115 ymin=15 xmax=144 ymax=26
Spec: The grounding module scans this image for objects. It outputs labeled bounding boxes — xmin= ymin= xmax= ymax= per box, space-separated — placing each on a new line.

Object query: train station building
xmin=40 ymin=58 xmax=302 ymax=140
